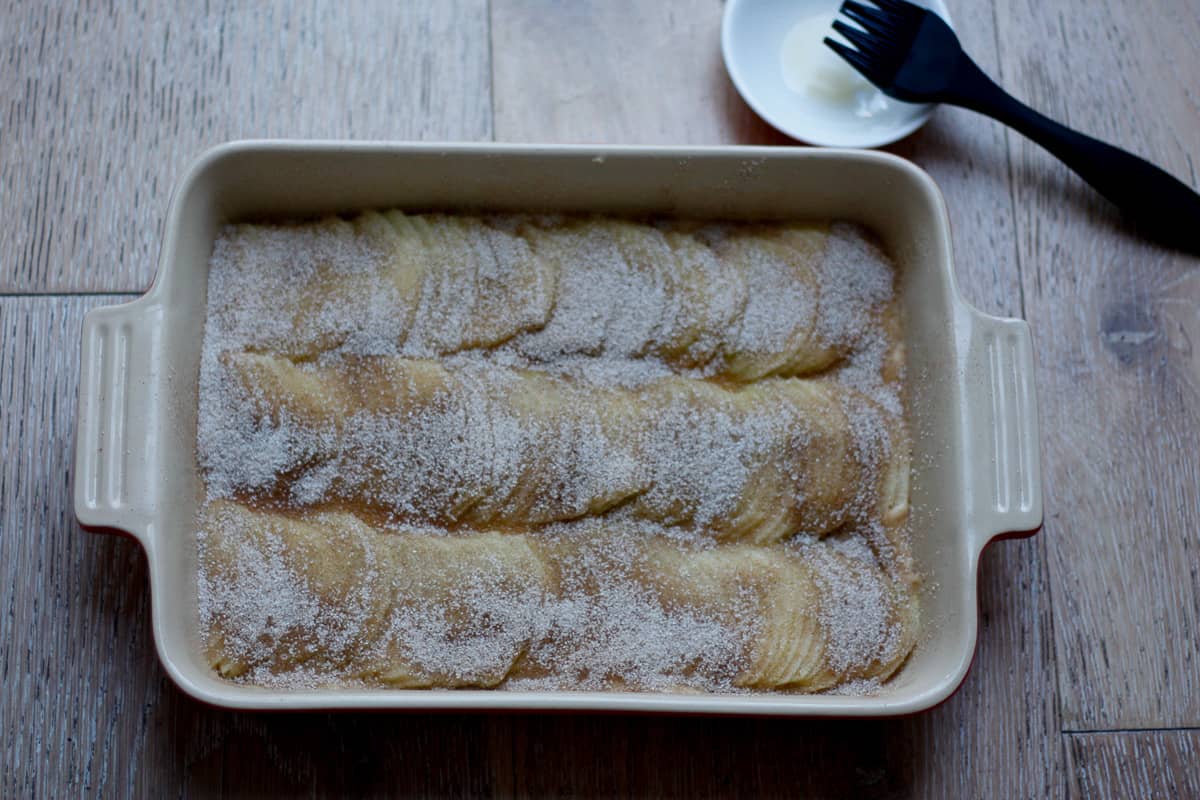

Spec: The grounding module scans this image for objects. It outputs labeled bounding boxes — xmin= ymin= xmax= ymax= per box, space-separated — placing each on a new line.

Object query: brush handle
xmin=946 ymin=57 xmax=1200 ymax=252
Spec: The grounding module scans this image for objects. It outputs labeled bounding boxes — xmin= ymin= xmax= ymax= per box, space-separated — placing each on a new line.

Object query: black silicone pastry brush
xmin=825 ymin=0 xmax=1200 ymax=253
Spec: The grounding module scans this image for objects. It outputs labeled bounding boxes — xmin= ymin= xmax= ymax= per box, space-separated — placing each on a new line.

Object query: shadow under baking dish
xmin=75 ymin=141 xmax=1043 ymax=715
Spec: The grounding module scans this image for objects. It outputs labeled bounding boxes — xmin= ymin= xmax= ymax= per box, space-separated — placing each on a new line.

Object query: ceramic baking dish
xmin=75 ymin=141 xmax=1042 ymax=715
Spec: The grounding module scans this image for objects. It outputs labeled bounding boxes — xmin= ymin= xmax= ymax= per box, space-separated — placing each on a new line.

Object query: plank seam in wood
xmin=1064 ymin=727 xmax=1200 ymax=735
xmin=988 ymin=5 xmax=1028 ymax=320
xmin=0 ymin=292 xmax=145 ymax=299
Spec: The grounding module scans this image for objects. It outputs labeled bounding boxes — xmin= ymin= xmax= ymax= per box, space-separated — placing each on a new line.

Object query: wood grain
xmin=993 ymin=0 xmax=1200 ymax=729
xmin=0 ymin=296 xmax=500 ymax=798
xmin=887 ymin=5 xmax=1025 ymax=316
xmin=0 ymin=0 xmax=492 ymax=294
xmin=5 ymin=0 xmax=1200 ymax=794
xmin=1067 ymin=730 xmax=1200 ymax=799
xmin=491 ymin=2 xmax=1062 ymax=794
xmin=0 ymin=295 xmax=1058 ymax=797
xmin=481 ymin=538 xmax=1061 ymax=799
xmin=0 ymin=294 xmax=1059 ymax=798
xmin=491 ymin=0 xmax=790 ymax=145
xmin=492 ymin=0 xmax=1025 ymax=311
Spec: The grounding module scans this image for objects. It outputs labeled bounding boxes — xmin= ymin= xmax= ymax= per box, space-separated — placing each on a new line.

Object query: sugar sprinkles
xmin=195 ymin=212 xmax=918 ymax=693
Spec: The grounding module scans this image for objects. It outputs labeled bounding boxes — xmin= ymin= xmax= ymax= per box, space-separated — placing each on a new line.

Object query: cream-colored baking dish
xmin=75 ymin=141 xmax=1041 ymax=715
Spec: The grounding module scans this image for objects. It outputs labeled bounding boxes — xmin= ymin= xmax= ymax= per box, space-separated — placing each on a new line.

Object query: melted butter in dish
xmin=780 ymin=9 xmax=892 ymax=119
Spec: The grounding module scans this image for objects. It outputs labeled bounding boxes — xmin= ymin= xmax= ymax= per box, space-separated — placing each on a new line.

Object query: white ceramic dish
xmin=722 ymin=0 xmax=954 ymax=147
xmin=75 ymin=141 xmax=1042 ymax=715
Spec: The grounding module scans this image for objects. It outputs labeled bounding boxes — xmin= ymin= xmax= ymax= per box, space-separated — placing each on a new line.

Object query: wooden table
xmin=2 ymin=1 xmax=1197 ymax=796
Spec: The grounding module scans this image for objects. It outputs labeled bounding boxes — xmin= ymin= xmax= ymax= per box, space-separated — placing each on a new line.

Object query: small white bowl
xmin=722 ymin=0 xmax=954 ymax=147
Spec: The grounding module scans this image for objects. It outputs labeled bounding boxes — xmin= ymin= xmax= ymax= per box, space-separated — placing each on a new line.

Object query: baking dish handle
xmin=74 ymin=297 xmax=164 ymax=547
xmin=962 ymin=308 xmax=1044 ymax=554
